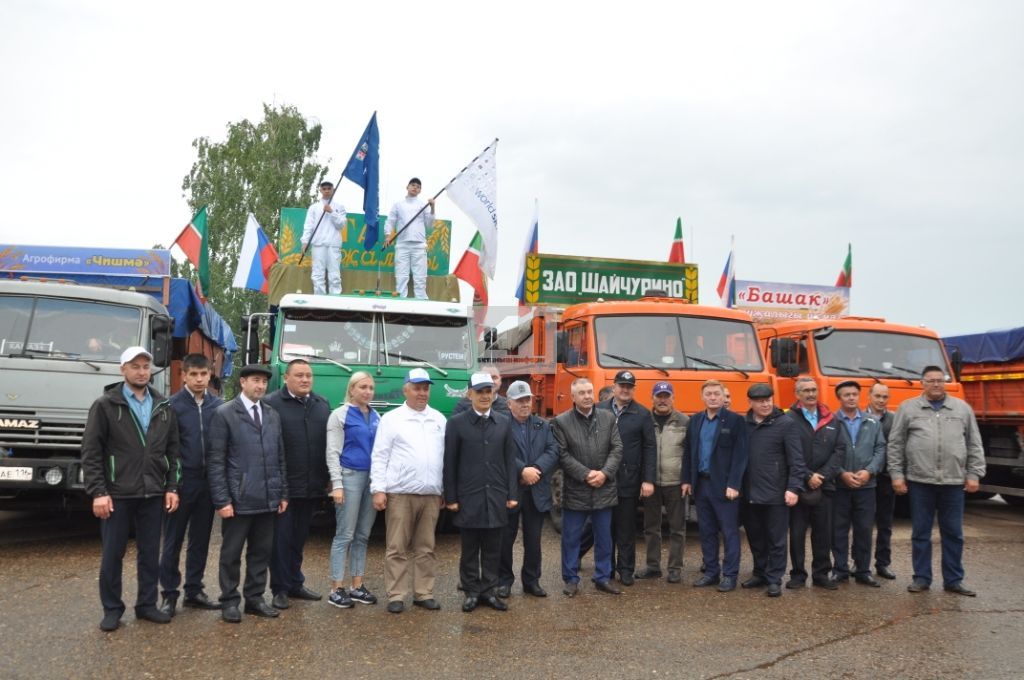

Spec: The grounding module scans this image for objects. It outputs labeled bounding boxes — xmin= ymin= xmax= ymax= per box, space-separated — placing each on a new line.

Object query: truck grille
xmin=0 ymin=410 xmax=84 ymax=452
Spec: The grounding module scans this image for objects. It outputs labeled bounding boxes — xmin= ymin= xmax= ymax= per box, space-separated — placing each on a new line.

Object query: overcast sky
xmin=1 ymin=0 xmax=1020 ymax=336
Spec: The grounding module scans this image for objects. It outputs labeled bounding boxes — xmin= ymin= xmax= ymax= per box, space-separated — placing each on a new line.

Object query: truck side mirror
xmin=150 ymin=315 xmax=172 ymax=368
xmin=555 ymin=331 xmax=567 ymax=364
xmin=770 ymin=338 xmax=800 ymax=377
xmin=950 ymin=347 xmax=963 ymax=383
xmin=242 ymin=315 xmax=261 ymax=366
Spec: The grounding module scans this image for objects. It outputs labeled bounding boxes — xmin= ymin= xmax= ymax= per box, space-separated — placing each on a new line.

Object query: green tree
xmin=180 ymin=103 xmax=327 ymax=368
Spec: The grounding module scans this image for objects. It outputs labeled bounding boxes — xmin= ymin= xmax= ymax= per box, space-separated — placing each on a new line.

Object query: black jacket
xmin=169 ymin=389 xmax=223 ymax=479
xmin=509 ymin=414 xmax=560 ymax=512
xmin=682 ymin=409 xmax=749 ymax=498
xmin=786 ymin=403 xmax=846 ymax=492
xmin=81 ymin=383 xmax=180 ymax=499
xmin=207 ymin=398 xmax=288 ymax=514
xmin=743 ymin=407 xmax=806 ymax=505
xmin=598 ymin=398 xmax=656 ymax=497
xmin=552 ymin=408 xmax=623 ymax=511
xmin=263 ymin=388 xmax=330 ymax=498
xmin=443 ymin=410 xmax=518 ymax=529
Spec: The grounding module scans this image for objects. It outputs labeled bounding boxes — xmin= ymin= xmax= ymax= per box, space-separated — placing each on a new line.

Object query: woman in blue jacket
xmin=325 ymin=372 xmax=381 ymax=609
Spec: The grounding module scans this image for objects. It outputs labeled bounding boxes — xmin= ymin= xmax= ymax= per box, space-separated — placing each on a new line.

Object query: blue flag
xmin=342 ymin=112 xmax=381 ymax=249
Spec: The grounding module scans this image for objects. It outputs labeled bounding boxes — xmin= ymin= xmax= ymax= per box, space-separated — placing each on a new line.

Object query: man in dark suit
xmin=682 ymin=379 xmax=749 ymax=592
xmin=497 ymin=381 xmax=560 ymax=598
xmin=207 ymin=364 xmax=289 ymax=623
xmin=451 ymin=365 xmax=510 ymax=417
xmin=444 ymin=373 xmax=519 ymax=612
xmin=865 ymin=383 xmax=896 ymax=579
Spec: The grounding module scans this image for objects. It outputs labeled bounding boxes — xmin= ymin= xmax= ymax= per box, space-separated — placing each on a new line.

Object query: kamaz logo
xmin=0 ymin=418 xmax=40 ymax=429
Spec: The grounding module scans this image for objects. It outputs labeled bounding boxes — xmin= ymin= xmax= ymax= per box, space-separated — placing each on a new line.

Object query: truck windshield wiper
xmin=385 ymin=351 xmax=449 ymax=378
xmin=601 ymin=352 xmax=670 ymax=377
xmin=823 ymin=364 xmax=884 ymax=383
xmin=875 ymin=364 xmax=918 ymax=385
xmin=687 ymin=355 xmax=750 ymax=379
xmin=283 ymin=351 xmax=353 ymax=374
xmin=20 ymin=347 xmax=101 ymax=371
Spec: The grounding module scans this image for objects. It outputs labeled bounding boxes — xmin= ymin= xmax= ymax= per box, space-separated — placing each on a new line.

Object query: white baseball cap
xmin=404 ymin=367 xmax=433 ymax=384
xmin=119 ymin=346 xmax=153 ymax=366
xmin=469 ymin=372 xmax=495 ymax=390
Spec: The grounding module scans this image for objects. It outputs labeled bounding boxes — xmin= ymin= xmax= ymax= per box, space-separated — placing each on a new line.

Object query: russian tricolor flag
xmin=716 ymin=237 xmax=735 ymax=308
xmin=232 ymin=213 xmax=279 ymax=294
xmin=515 ymin=199 xmax=540 ymax=305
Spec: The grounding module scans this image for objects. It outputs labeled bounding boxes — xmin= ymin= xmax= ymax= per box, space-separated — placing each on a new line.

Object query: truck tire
xmin=549 ymin=469 xmax=563 ymax=534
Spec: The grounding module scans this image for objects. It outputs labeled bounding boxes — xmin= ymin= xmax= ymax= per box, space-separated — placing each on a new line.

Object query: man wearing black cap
xmin=636 ymin=381 xmax=689 ymax=584
xmin=301 ymin=181 xmax=347 ymax=295
xmin=207 ymin=364 xmax=289 ymax=623
xmin=741 ymin=383 xmax=805 ymax=597
xmin=384 ymin=178 xmax=435 ymax=299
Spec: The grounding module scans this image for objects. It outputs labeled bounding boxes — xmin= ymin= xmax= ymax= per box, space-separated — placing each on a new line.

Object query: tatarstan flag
xmin=454 ymin=230 xmax=488 ymax=313
xmin=173 ymin=207 xmax=210 ymax=295
xmin=835 ymin=243 xmax=852 ymax=287
xmin=668 ymin=217 xmax=685 ymax=263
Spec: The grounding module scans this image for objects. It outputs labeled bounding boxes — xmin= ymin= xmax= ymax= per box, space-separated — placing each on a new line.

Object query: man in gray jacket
xmin=831 ymin=381 xmax=886 ymax=587
xmin=552 ymin=378 xmax=623 ymax=597
xmin=888 ymin=366 xmax=985 ymax=596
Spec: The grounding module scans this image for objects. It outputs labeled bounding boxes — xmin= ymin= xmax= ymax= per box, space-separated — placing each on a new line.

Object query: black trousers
xmin=459 ymin=527 xmax=503 ymax=598
xmin=789 ymin=492 xmax=833 ymax=582
xmin=832 ymin=486 xmax=876 ymax=578
xmin=219 ymin=512 xmax=275 ymax=607
xmin=874 ymin=473 xmax=895 ymax=569
xmin=99 ymin=496 xmax=163 ymax=614
xmin=745 ymin=503 xmax=789 ymax=585
xmin=270 ymin=497 xmax=316 ymax=596
xmin=159 ymin=474 xmax=215 ymax=599
xmin=499 ymin=492 xmax=546 ymax=588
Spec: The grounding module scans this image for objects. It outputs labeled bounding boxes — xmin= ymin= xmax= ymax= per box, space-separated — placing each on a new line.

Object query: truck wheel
xmin=549 ymin=469 xmax=563 ymax=534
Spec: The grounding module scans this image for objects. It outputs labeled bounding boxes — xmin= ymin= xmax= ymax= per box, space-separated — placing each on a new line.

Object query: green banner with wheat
xmin=523 ymin=253 xmax=698 ymax=306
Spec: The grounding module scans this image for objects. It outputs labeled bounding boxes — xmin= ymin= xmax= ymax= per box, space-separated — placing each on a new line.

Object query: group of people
xmin=82 ymin=350 xmax=985 ymax=631
xmin=301 ymin=177 xmax=435 ymax=298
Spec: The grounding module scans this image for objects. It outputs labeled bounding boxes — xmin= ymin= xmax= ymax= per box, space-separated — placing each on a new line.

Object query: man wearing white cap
xmin=444 ymin=373 xmax=519 ymax=612
xmin=82 ymin=347 xmax=181 ymax=632
xmin=370 ymin=368 xmax=447 ymax=613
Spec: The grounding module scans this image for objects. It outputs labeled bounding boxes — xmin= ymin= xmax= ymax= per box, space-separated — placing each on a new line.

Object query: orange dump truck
xmin=943 ymin=328 xmax=1024 ymax=503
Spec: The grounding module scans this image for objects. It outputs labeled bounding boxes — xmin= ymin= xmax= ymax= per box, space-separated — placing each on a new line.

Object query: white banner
xmin=447 ymin=141 xmax=498 ymax=278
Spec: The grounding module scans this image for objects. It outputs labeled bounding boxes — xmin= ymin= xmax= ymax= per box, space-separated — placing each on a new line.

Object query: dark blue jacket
xmin=207 ymin=397 xmax=288 ymax=515
xmin=743 ymin=407 xmax=806 ymax=505
xmin=169 ymin=389 xmax=223 ymax=479
xmin=510 ymin=414 xmax=560 ymax=512
xmin=598 ymin=398 xmax=657 ymax=497
xmin=443 ymin=411 xmax=518 ymax=529
xmin=681 ymin=409 xmax=749 ymax=498
xmin=263 ymin=388 xmax=330 ymax=498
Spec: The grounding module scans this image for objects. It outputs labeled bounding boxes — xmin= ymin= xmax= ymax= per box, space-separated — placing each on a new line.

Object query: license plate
xmin=0 ymin=466 xmax=33 ymax=482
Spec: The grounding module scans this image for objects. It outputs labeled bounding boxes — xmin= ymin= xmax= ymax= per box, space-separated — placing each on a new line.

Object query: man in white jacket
xmin=370 ymin=368 xmax=446 ymax=613
xmin=383 ymin=177 xmax=434 ymax=299
xmin=301 ymin=181 xmax=346 ymax=294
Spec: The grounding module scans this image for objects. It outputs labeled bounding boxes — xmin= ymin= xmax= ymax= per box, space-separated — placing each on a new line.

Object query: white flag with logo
xmin=447 ymin=141 xmax=498 ymax=278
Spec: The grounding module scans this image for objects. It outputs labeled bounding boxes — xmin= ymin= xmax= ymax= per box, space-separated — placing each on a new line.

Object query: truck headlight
xmin=45 ymin=467 xmax=64 ymax=486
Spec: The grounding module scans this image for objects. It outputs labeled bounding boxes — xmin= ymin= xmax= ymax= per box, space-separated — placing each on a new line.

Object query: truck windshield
xmin=815 ymin=330 xmax=950 ymax=378
xmin=595 ymin=315 xmax=763 ymax=371
xmin=0 ymin=295 xmax=141 ymax=362
xmin=279 ymin=309 xmax=471 ymax=369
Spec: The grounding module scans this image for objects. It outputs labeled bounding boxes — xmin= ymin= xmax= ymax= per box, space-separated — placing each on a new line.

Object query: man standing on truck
xmin=597 ymin=370 xmax=656 ymax=586
xmin=302 ymin=180 xmax=347 ymax=295
xmin=888 ymin=366 xmax=986 ymax=596
xmin=865 ymin=384 xmax=897 ymax=580
xmin=384 ymin=177 xmax=435 ymax=299
xmin=265 ymin=359 xmax=332 ymax=610
xmin=831 ymin=381 xmax=886 ymax=588
xmin=82 ymin=346 xmax=181 ymax=632
xmin=159 ymin=354 xmax=223 ymax=616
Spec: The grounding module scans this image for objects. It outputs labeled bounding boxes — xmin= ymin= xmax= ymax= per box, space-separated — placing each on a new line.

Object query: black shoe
xmin=159 ymin=594 xmax=177 ymax=617
xmin=221 ymin=606 xmax=242 ymax=623
xmin=944 ymin=582 xmax=976 ymax=597
xmin=667 ymin=571 xmax=681 ymax=584
xmin=387 ymin=601 xmax=405 ymax=614
xmin=833 ymin=573 xmax=850 ymax=583
xmin=271 ymin=592 xmax=290 ymax=610
xmin=135 ymin=605 xmax=171 ymax=624
xmin=876 ymin=566 xmax=896 ymax=580
xmin=495 ymin=585 xmax=511 ymax=598
xmin=99 ymin=611 xmax=121 ymax=632
xmin=812 ymin=577 xmax=839 ymax=591
xmin=563 ymin=582 xmax=579 ymax=597
xmin=634 ymin=568 xmax=662 ymax=580
xmin=288 ymin=585 xmax=322 ymax=601
xmin=413 ymin=598 xmax=441 ymax=610
xmin=741 ymin=576 xmax=767 ymax=589
xmin=245 ymin=600 xmax=280 ymax=618
xmin=523 ymin=583 xmax=548 ymax=598
xmin=462 ymin=596 xmax=478 ymax=612
xmin=619 ymin=572 xmax=635 ymax=587
xmin=479 ymin=594 xmax=508 ymax=611
xmin=855 ymin=574 xmax=882 ymax=588
xmin=183 ymin=591 xmax=221 ymax=610
xmin=907 ymin=579 xmax=930 ymax=593
xmin=766 ymin=583 xmax=782 ymax=597
xmin=693 ymin=574 xmax=720 ymax=588
xmin=785 ymin=578 xmax=805 ymax=589
xmin=594 ymin=580 xmax=622 ymax=595
xmin=718 ymin=577 xmax=737 ymax=592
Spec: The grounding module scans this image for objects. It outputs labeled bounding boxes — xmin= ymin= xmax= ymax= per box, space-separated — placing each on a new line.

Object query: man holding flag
xmin=301 ymin=181 xmax=346 ymax=295
xmin=384 ymin=178 xmax=435 ymax=300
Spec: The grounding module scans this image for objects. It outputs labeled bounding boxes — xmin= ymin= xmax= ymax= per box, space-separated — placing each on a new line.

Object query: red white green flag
xmin=454 ymin=231 xmax=488 ymax=309
xmin=173 ymin=206 xmax=210 ymax=295
xmin=668 ymin=217 xmax=685 ymax=263
xmin=835 ymin=243 xmax=852 ymax=287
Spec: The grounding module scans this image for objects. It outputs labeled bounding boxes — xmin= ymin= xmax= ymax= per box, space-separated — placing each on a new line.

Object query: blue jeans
xmin=561 ymin=508 xmax=613 ymax=584
xmin=330 ymin=468 xmax=377 ymax=582
xmin=908 ymin=481 xmax=965 ymax=586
